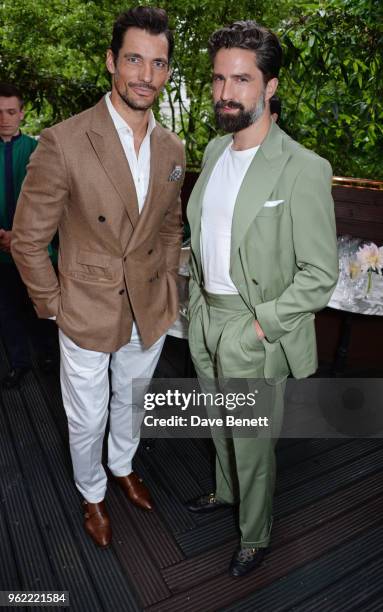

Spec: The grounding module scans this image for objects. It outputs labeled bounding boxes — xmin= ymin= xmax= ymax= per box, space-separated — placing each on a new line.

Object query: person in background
xmin=11 ymin=7 xmax=184 ymax=549
xmin=0 ymin=83 xmax=56 ymax=389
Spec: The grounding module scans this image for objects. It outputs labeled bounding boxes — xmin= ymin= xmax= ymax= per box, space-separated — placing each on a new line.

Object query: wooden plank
xmin=162 ymin=469 xmax=383 ymax=593
xmin=147 ymin=499 xmax=383 ymax=612
xmin=333 ymin=185 xmax=383 ymax=205
xmin=222 ymin=525 xmax=383 ymax=612
xmin=0 ymin=391 xmax=58 ymax=592
xmin=335 ymin=219 xmax=383 ymax=242
xmin=283 ymin=555 xmax=383 ymax=612
xmin=0 ymin=495 xmax=21 ymax=590
xmin=276 ymin=438 xmax=382 ymax=493
xmin=275 ymin=443 xmax=383 ymax=517
xmin=335 ymin=202 xmax=383 ymax=223
xmin=16 ymin=373 xmax=141 ymax=612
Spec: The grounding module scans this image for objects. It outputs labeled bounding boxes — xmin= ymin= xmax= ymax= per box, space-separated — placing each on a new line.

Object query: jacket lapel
xmin=230 ymin=122 xmax=291 ymax=272
xmin=86 ymin=98 xmax=139 ymax=228
xmin=188 ymin=135 xmax=231 ymax=282
xmin=132 ymin=126 xmax=166 ymax=234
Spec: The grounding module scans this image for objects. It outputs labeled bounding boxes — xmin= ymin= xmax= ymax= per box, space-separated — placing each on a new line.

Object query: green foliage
xmin=277 ymin=0 xmax=383 ymax=179
xmin=0 ymin=0 xmax=382 ymax=178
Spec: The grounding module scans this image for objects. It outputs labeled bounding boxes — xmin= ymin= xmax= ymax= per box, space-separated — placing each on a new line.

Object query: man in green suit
xmin=186 ymin=21 xmax=338 ymax=577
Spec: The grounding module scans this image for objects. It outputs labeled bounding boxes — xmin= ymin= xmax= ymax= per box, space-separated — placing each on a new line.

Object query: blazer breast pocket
xmin=257 ymin=200 xmax=285 ymax=217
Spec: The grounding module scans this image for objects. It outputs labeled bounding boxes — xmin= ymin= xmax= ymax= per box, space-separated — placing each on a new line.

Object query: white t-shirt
xmin=200 ymin=142 xmax=259 ymax=294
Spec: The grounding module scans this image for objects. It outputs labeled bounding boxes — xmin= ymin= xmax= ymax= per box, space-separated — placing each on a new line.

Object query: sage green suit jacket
xmin=187 ymin=122 xmax=339 ymax=379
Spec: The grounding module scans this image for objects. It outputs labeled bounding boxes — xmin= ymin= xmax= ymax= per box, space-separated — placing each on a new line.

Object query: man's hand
xmin=0 ymin=229 xmax=13 ymax=253
xmin=253 ymin=319 xmax=265 ymax=341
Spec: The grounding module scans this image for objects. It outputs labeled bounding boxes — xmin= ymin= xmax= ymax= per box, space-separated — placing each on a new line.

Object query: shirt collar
xmin=0 ymin=131 xmax=22 ymax=144
xmin=105 ymin=92 xmax=156 ymax=137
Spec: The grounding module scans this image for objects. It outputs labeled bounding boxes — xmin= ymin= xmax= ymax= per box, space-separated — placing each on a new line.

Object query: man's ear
xmin=265 ymin=77 xmax=278 ymax=102
xmin=106 ymin=48 xmax=116 ymax=75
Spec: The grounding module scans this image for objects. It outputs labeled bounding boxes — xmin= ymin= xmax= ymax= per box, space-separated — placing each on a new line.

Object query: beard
xmin=114 ymin=74 xmax=157 ymax=111
xmin=214 ymin=94 xmax=266 ymax=133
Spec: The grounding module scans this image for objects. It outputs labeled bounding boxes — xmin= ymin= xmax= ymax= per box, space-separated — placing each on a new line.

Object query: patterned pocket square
xmin=168 ymin=165 xmax=183 ymax=182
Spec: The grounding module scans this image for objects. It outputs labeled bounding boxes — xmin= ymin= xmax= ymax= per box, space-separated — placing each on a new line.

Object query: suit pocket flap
xmin=76 ymin=250 xmax=111 ymax=269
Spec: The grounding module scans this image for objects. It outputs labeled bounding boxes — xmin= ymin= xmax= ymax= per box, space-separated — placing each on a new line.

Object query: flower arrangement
xmin=356 ymin=242 xmax=383 ymax=294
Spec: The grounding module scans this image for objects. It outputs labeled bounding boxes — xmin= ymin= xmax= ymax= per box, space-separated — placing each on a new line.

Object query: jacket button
xmin=98 ymin=215 xmax=106 ymax=222
xmin=148 ymin=249 xmax=153 ymax=255
xmin=119 ymin=289 xmax=125 ymax=295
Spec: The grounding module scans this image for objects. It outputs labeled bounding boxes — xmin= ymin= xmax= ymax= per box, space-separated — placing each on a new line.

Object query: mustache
xmin=128 ymin=81 xmax=157 ymax=92
xmin=215 ymin=100 xmax=245 ymax=111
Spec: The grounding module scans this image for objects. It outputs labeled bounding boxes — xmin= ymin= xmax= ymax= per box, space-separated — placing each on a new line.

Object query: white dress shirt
xmin=105 ymin=92 xmax=156 ymax=213
xmin=201 ymin=142 xmax=259 ymax=294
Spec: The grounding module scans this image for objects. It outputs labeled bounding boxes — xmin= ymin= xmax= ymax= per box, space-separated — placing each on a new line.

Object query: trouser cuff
xmin=241 ymin=517 xmax=273 ymax=548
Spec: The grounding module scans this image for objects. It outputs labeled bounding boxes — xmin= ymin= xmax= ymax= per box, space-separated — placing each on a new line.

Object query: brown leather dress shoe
xmin=82 ymin=500 xmax=112 ymax=548
xmin=114 ymin=472 xmax=153 ymax=511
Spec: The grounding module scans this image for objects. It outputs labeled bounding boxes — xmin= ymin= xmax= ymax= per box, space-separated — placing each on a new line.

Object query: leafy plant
xmin=1 ymin=0 xmax=381 ymax=178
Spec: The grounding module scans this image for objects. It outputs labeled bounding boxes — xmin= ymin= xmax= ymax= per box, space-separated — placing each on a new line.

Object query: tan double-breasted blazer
xmin=11 ymin=98 xmax=185 ymax=351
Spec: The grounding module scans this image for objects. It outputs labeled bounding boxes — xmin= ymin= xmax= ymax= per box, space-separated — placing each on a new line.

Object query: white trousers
xmin=59 ymin=324 xmax=165 ymax=503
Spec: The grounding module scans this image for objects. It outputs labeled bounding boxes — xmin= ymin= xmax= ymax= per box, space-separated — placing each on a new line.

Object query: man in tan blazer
xmin=12 ymin=6 xmax=185 ymax=548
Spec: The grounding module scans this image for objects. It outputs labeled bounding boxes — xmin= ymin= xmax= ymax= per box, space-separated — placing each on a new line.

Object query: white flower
xmin=356 ymin=243 xmax=383 ymax=275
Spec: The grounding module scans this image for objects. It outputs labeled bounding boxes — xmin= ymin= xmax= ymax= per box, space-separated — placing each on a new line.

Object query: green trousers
xmin=189 ymin=292 xmax=284 ymax=547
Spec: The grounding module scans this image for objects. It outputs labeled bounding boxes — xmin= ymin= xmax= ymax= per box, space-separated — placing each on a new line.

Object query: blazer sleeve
xmin=187 ymin=138 xmax=218 ymax=321
xmin=255 ymin=156 xmax=339 ymax=343
xmin=158 ymin=142 xmax=186 ymax=278
xmin=11 ymin=128 xmax=68 ymax=318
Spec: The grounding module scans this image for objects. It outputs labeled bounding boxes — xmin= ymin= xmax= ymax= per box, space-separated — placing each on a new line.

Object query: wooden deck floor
xmin=1 ymin=334 xmax=383 ymax=611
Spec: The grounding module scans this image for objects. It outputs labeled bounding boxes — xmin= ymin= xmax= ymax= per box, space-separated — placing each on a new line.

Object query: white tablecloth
xmin=328 ymin=274 xmax=383 ymax=316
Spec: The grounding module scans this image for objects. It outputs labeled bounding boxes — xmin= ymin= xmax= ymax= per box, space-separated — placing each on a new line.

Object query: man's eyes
xmin=126 ymin=56 xmax=167 ymax=70
xmin=213 ymin=76 xmax=249 ymax=83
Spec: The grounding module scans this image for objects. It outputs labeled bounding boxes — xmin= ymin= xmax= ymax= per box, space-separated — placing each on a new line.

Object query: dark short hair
xmin=110 ymin=6 xmax=174 ymax=62
xmin=270 ymin=95 xmax=282 ymax=118
xmin=208 ymin=21 xmax=282 ymax=84
xmin=0 ymin=82 xmax=24 ymax=108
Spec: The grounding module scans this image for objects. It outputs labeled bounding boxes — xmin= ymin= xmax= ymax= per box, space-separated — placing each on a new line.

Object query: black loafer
xmin=1 ymin=367 xmax=30 ymax=389
xmin=229 ymin=546 xmax=267 ymax=577
xmin=186 ymin=493 xmax=233 ymax=513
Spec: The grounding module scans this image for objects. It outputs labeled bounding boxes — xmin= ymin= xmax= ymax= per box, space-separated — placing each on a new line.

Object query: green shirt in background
xmin=0 ymin=133 xmax=57 ymax=264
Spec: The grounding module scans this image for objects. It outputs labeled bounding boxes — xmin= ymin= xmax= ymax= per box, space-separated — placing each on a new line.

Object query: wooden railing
xmin=332 ymin=176 xmax=383 ymax=191
xmin=332 ymin=178 xmax=383 ymax=243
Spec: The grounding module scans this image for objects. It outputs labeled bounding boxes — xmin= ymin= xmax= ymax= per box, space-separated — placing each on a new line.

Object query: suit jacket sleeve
xmin=11 ymin=128 xmax=68 ymax=318
xmin=159 ymin=145 xmax=185 ymax=278
xmin=255 ymin=156 xmax=339 ymax=343
xmin=187 ymin=139 xmax=216 ymax=321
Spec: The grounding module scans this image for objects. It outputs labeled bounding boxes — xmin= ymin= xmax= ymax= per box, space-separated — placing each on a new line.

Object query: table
xmin=328 ymin=275 xmax=383 ymax=317
xmin=327 ymin=270 xmax=383 ymax=374
xmin=167 ymin=247 xmax=189 ymax=341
